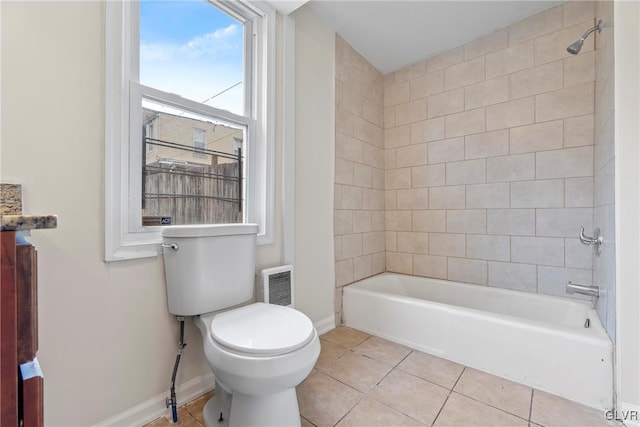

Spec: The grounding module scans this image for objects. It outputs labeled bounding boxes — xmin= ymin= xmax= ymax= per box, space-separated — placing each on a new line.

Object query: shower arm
xmin=578 ymin=20 xmax=603 ymax=42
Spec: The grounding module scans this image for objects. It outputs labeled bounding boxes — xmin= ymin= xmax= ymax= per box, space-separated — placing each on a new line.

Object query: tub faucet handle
xmin=578 ymin=227 xmax=603 ymax=256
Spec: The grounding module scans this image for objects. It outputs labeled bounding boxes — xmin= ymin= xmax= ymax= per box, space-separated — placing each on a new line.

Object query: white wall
xmin=0 ymin=2 xmax=287 ymax=425
xmin=293 ymin=6 xmax=336 ymax=327
xmin=614 ymin=0 xmax=640 ymax=415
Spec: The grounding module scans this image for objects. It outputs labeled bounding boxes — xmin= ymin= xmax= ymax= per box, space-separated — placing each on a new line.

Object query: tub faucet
xmin=566 ymin=281 xmax=600 ymax=298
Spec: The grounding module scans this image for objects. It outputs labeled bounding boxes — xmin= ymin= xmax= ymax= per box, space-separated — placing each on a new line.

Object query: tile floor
xmin=146 ymin=327 xmax=619 ymax=427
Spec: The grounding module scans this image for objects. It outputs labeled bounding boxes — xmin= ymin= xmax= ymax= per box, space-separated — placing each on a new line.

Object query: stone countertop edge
xmin=0 ymin=215 xmax=58 ymax=231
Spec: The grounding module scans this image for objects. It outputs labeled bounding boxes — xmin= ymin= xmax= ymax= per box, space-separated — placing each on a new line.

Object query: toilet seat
xmin=210 ymin=303 xmax=315 ymax=356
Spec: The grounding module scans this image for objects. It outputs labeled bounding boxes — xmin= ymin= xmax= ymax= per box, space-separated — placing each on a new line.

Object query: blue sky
xmin=139 ymin=1 xmax=244 ymax=115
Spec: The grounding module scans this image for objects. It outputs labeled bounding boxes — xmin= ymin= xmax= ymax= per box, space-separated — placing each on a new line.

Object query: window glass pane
xmin=139 ymin=0 xmax=244 ymax=115
xmin=142 ymin=98 xmax=246 ymax=226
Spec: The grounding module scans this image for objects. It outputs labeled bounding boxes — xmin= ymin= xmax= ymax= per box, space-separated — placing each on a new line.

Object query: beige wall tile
xmin=446 ymin=158 xmax=486 ymax=185
xmin=352 ymin=210 xmax=372 ymax=233
xmin=335 ymin=210 xmax=353 ymax=235
xmin=536 ymin=208 xmax=592 ymax=238
xmin=335 ymin=158 xmax=354 ymax=185
xmin=487 ymin=209 xmax=535 ymax=236
xmin=534 ymin=20 xmax=595 ymax=65
xmin=466 ymin=183 xmax=510 ymax=208
xmin=565 ymin=177 xmax=593 ymax=207
xmin=335 ymin=184 xmax=344 ymax=210
xmin=428 ymin=137 xmax=465 ymax=164
xmin=444 ymin=56 xmax=485 ymax=91
xmin=353 ymin=163 xmax=373 ymax=188
xmin=511 ymin=236 xmax=564 ymax=267
xmin=342 ymin=135 xmax=364 ymax=163
xmin=509 ymin=5 xmax=563 ymax=45
xmin=510 ymin=120 xmax=563 ymax=154
xmin=397 ymin=188 xmax=429 ymax=210
xmin=371 ymin=252 xmax=386 ymax=274
xmin=395 ymin=99 xmax=428 ymax=126
xmin=412 ymin=164 xmax=446 ymax=188
xmin=411 ymin=117 xmax=446 ymax=144
xmin=536 ymin=146 xmax=594 ymax=179
xmin=398 ymin=232 xmax=429 ymax=254
xmin=486 ymin=97 xmax=534 ymax=131
xmin=413 ymin=254 xmax=448 ymax=279
xmin=336 ymin=259 xmax=354 ymax=287
xmin=363 ymin=231 xmax=385 ymax=255
xmin=384 ymin=81 xmax=410 ymax=107
xmin=535 ymin=83 xmax=594 ymax=122
xmin=353 ymin=255 xmax=372 ymax=281
xmin=336 ymin=106 xmax=356 ymax=136
xmin=385 ymin=149 xmax=397 ymax=169
xmin=385 ymin=210 xmax=412 ymax=231
xmin=363 ymin=144 xmax=384 ymax=169
xmin=465 ymin=130 xmax=510 ymax=160
xmin=448 ymin=257 xmax=488 ymax=285
xmin=386 ymin=251 xmax=412 ymax=274
xmin=371 ymin=211 xmax=385 ymax=231
xmin=413 ymin=210 xmax=447 ymax=232
xmin=363 ymin=188 xmax=385 ymax=210
xmin=427 ymin=46 xmax=465 ymax=73
xmin=396 ymin=143 xmax=428 ymax=168
xmin=385 ymin=189 xmax=397 ymax=210
xmin=342 ymin=185 xmax=364 ymax=209
xmin=428 ymin=185 xmax=466 ymax=209
xmin=446 ymin=209 xmax=487 ymax=234
xmin=335 ymin=235 xmax=344 ymax=261
xmin=467 ymin=234 xmax=510 ymax=261
xmin=488 ymin=261 xmax=537 ymax=292
xmin=565 ymin=238 xmax=592 ymax=269
xmin=385 ymin=231 xmax=397 ymax=251
xmin=564 ymin=115 xmax=594 ymax=148
xmin=363 ymin=100 xmax=383 ymax=128
xmin=563 ymin=1 xmax=596 ymax=27
xmin=410 ymin=70 xmax=445 ymax=100
xmin=385 ymin=168 xmax=412 ymax=189
xmin=465 ymin=76 xmax=509 ymax=110
xmin=511 ymin=179 xmax=564 ymax=208
xmin=486 ymin=153 xmax=535 ymax=182
xmin=463 ymin=28 xmax=508 ymax=60
xmin=509 ymin=61 xmax=563 ymax=100
xmin=564 ymin=51 xmax=595 ymax=88
xmin=384 ymin=106 xmax=396 ymax=129
xmin=394 ymin=60 xmax=427 ymax=83
xmin=486 ymin=41 xmax=534 ymax=79
xmin=427 ymin=88 xmax=465 ymax=119
xmin=356 ymin=119 xmax=384 ymax=148
xmin=384 ymin=125 xmax=411 ymax=149
xmin=429 ymin=233 xmax=466 ymax=257
xmin=343 ymin=233 xmax=363 ymax=259
xmin=445 ymin=108 xmax=486 ymax=138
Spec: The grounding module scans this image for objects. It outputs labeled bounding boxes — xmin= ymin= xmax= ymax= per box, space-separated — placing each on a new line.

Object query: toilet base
xmin=202 ymin=387 xmax=301 ymax=427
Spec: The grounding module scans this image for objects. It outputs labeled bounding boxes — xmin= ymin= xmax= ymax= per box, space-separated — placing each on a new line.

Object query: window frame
xmin=105 ymin=0 xmax=275 ymax=261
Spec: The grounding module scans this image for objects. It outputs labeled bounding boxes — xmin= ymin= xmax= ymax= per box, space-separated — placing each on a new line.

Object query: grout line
xmin=529 ymin=388 xmax=535 ymax=422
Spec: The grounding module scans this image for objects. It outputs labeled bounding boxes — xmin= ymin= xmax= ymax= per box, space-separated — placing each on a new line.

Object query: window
xmin=105 ymin=0 xmax=275 ymax=261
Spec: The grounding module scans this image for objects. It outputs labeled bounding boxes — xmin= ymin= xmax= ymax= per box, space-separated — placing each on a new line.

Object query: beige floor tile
xmin=146 ymin=407 xmax=203 ymax=427
xmin=369 ymin=369 xmax=449 ymax=425
xmin=336 ymin=397 xmax=425 ymax=427
xmin=296 ymin=372 xmax=362 ymax=426
xmin=301 ymin=416 xmax=315 ymax=427
xmin=397 ymin=350 xmax=464 ymax=389
xmin=321 ymin=326 xmax=370 ymax=348
xmin=315 ymin=338 xmax=350 ymax=370
xmin=324 ymin=351 xmax=393 ymax=392
xmin=531 ymin=390 xmax=618 ymax=427
xmin=454 ymin=368 xmax=532 ymax=419
xmin=352 ymin=336 xmax=412 ymax=366
xmin=184 ymin=391 xmax=214 ymax=422
xmin=434 ymin=392 xmax=528 ymax=427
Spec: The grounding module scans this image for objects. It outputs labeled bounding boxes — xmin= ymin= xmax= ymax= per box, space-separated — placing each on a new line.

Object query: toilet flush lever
xmin=162 ymin=243 xmax=179 ymax=251
xmin=579 ymin=227 xmax=602 ymax=256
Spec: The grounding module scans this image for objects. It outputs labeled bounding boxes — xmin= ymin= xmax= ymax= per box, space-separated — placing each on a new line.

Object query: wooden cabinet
xmin=1 ymin=231 xmax=43 ymax=426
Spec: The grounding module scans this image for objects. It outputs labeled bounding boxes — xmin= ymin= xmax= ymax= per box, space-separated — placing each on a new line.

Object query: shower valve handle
xmin=579 ymin=227 xmax=602 ymax=255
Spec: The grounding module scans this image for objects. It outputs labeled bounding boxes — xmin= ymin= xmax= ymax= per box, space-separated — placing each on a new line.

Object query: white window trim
xmin=105 ymin=0 xmax=276 ymax=261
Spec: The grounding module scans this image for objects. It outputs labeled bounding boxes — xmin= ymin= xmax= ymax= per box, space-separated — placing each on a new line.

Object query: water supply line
xmin=166 ymin=316 xmax=187 ymax=423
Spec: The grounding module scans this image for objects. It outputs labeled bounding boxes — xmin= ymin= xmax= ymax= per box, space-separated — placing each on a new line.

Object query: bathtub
xmin=342 ymin=272 xmax=613 ymax=410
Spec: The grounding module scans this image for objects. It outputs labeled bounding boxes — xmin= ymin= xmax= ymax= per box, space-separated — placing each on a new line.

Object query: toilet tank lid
xmin=161 ymin=223 xmax=259 ymax=238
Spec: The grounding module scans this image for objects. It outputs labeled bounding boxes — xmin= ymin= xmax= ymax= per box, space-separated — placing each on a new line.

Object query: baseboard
xmin=614 ymin=401 xmax=640 ymax=427
xmin=314 ymin=314 xmax=336 ymax=335
xmin=92 ymin=372 xmax=215 ymax=427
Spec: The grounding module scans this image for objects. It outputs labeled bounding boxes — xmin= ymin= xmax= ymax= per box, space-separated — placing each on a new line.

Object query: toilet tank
xmin=161 ymin=224 xmax=259 ymax=316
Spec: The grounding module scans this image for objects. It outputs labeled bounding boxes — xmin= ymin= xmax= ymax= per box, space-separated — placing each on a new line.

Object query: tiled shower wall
xmin=382 ymin=3 xmax=597 ymax=298
xmin=334 ymin=36 xmax=385 ymax=323
xmin=593 ymin=0 xmax=615 ymax=340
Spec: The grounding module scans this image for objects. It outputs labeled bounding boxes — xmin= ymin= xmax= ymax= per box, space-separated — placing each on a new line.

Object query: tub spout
xmin=566 ymin=281 xmax=600 ymax=298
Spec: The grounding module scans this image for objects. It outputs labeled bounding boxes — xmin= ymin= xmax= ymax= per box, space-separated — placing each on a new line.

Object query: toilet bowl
xmin=196 ymin=303 xmax=320 ymax=426
xmin=161 ymin=224 xmax=320 ymax=426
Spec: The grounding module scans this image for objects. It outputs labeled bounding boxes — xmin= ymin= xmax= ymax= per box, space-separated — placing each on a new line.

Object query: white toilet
xmin=161 ymin=224 xmax=320 ymax=427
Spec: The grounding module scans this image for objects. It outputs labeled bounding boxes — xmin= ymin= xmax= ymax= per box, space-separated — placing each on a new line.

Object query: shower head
xmin=567 ymin=20 xmax=602 ymax=55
